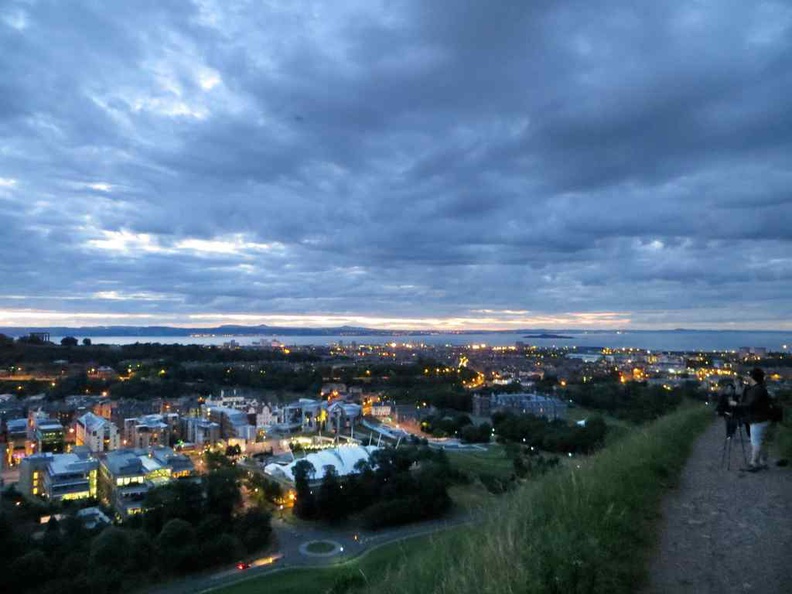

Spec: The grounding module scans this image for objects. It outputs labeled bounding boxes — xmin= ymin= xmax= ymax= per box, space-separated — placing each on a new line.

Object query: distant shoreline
xmin=523 ymin=333 xmax=573 ymax=339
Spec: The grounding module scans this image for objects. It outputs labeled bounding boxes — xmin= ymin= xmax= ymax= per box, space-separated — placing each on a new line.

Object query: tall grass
xmin=361 ymin=404 xmax=711 ymax=594
xmin=773 ymin=406 xmax=792 ymax=461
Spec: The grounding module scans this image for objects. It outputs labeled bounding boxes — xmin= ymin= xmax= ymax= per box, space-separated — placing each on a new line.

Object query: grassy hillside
xmin=360 ymin=404 xmax=712 ymax=594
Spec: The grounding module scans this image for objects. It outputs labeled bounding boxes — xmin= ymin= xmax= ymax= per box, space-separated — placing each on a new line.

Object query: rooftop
xmin=265 ymin=445 xmax=378 ymax=483
xmin=103 ymin=447 xmax=194 ymax=477
xmin=49 ymin=453 xmax=98 ymax=476
xmin=77 ymin=411 xmax=113 ymax=431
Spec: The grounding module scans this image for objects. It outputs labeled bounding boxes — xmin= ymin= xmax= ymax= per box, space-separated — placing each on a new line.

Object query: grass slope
xmin=446 ymin=445 xmax=514 ymax=479
xmin=361 ymin=404 xmax=711 ymax=594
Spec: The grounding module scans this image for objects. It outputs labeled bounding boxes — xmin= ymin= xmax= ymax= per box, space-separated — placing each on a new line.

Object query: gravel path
xmin=647 ymin=419 xmax=792 ymax=594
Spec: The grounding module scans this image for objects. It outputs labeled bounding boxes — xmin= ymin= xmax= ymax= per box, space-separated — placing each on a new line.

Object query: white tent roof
xmin=264 ymin=445 xmax=377 ymax=483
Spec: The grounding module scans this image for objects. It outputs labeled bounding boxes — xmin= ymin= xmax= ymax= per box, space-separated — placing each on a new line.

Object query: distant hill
xmin=0 ymin=324 xmax=444 ymax=338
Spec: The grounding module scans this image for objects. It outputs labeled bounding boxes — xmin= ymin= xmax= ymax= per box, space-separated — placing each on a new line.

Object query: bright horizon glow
xmin=0 ymin=308 xmax=789 ymax=331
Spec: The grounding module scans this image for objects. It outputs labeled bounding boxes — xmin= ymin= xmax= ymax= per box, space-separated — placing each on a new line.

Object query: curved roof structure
xmin=264 ymin=445 xmax=377 ymax=483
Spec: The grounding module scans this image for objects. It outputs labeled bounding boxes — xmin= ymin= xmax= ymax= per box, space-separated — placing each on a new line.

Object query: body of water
xmin=57 ymin=330 xmax=792 ymax=353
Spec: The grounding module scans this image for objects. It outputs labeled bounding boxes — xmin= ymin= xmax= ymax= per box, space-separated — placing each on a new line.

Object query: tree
xmin=233 ymin=508 xmax=272 ymax=552
xmin=88 ymin=527 xmax=133 ymax=593
xmin=82 ymin=338 xmax=92 ymax=346
xmin=8 ymin=550 xmax=52 ymax=593
xmin=292 ymin=459 xmax=317 ymax=519
xmin=155 ymin=519 xmax=199 ymax=574
xmin=200 ymin=533 xmax=244 ymax=566
xmin=41 ymin=516 xmax=62 ymax=555
xmin=144 ymin=479 xmax=204 ymax=533
xmin=204 ymin=449 xmax=233 ymax=471
xmin=317 ymin=465 xmax=346 ymax=522
xmin=60 ymin=336 xmax=78 ymax=347
xmin=205 ymin=468 xmax=241 ymax=521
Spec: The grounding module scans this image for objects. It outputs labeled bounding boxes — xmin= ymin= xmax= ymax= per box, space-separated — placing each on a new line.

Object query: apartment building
xmin=75 ymin=412 xmax=121 ymax=453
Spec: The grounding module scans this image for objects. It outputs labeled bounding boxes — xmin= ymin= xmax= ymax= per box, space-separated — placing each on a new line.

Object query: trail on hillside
xmin=648 ymin=419 xmax=792 ymax=593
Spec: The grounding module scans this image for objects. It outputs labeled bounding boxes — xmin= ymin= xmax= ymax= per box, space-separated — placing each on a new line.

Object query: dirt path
xmin=647 ymin=419 xmax=792 ymax=593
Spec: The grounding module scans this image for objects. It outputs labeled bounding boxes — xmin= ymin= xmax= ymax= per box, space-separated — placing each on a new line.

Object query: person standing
xmin=740 ymin=368 xmax=772 ymax=472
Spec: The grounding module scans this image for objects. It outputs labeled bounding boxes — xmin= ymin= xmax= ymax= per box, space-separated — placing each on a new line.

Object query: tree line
xmin=291 ymin=446 xmax=454 ymax=530
xmin=0 ymin=461 xmax=271 ymax=594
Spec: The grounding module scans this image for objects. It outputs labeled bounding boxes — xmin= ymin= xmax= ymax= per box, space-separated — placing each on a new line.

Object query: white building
xmin=75 ymin=412 xmax=120 ymax=453
xmin=264 ymin=445 xmax=378 ymax=486
xmin=253 ymin=403 xmax=279 ymax=427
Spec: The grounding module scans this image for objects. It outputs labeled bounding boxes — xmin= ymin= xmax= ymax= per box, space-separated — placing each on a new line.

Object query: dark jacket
xmin=741 ymin=383 xmax=771 ymax=424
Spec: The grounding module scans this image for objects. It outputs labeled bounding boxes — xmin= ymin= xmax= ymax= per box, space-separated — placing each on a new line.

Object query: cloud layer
xmin=0 ymin=0 xmax=790 ymax=329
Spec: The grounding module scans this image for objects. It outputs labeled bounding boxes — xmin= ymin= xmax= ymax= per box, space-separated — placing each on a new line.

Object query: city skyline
xmin=1 ymin=1 xmax=790 ymax=331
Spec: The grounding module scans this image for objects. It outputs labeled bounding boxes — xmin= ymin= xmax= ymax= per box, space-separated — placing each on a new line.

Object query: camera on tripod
xmin=716 ymin=378 xmax=750 ymax=469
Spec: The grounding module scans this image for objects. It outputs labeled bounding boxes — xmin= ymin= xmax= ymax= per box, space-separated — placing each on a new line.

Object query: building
xmin=46 ymin=449 xmax=99 ymax=500
xmin=181 ymin=416 xmax=221 ymax=447
xmin=5 ymin=418 xmax=28 ymax=466
xmin=29 ymin=413 xmax=66 ymax=454
xmin=279 ymin=398 xmax=327 ymax=433
xmin=320 ymin=383 xmax=348 ymax=398
xmin=100 ymin=447 xmax=196 ymax=519
xmin=253 ymin=403 xmax=279 ymax=427
xmin=19 ymin=449 xmax=98 ymax=501
xmin=123 ymin=414 xmax=173 ymax=449
xmin=264 ymin=445 xmax=378 ymax=487
xmin=205 ymin=406 xmax=255 ymax=440
xmin=89 ymin=366 xmax=118 ymax=380
xmin=327 ymin=401 xmax=362 ymax=432
xmin=473 ymin=392 xmax=567 ymax=420
xmin=93 ymin=399 xmax=117 ymax=420
xmin=76 ymin=507 xmax=112 ymax=530
xmin=18 ymin=453 xmax=50 ymax=498
xmin=75 ymin=412 xmax=120 ymax=453
xmin=566 ymin=353 xmax=602 ymax=363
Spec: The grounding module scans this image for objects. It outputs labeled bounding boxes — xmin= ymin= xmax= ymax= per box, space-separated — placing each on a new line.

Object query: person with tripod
xmin=735 ymin=368 xmax=772 ymax=472
xmin=718 ymin=378 xmax=749 ymax=438
xmin=718 ymin=378 xmax=750 ymax=469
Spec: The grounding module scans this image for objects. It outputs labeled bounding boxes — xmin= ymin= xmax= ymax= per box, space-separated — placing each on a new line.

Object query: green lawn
xmin=305 ymin=541 xmax=336 ymax=554
xmin=565 ymin=405 xmax=636 ymax=445
xmin=213 ymin=531 xmax=457 ymax=594
xmin=447 ymin=483 xmax=498 ymax=511
xmin=445 ymin=445 xmax=513 ymax=479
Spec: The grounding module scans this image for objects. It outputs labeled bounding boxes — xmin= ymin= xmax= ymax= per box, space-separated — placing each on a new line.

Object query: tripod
xmin=720 ymin=414 xmax=748 ymax=470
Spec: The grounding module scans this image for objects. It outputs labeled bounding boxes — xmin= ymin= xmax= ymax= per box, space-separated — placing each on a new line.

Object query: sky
xmin=0 ymin=0 xmax=790 ymax=331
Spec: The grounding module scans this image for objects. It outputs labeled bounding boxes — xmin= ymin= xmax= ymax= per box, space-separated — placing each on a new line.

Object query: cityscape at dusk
xmin=1 ymin=1 xmax=790 ymax=331
xmin=1 ymin=3 xmax=791 ymax=594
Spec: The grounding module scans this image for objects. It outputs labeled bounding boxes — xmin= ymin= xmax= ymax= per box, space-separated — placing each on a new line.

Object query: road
xmin=146 ymin=511 xmax=475 ymax=594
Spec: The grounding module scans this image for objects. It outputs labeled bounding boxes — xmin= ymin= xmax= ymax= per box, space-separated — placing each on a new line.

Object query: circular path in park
xmin=299 ymin=539 xmax=344 ymax=558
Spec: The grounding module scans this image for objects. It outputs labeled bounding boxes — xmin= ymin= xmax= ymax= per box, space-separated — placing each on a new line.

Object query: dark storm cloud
xmin=0 ymin=0 xmax=790 ymax=328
